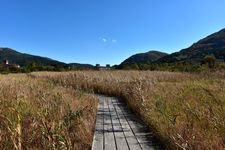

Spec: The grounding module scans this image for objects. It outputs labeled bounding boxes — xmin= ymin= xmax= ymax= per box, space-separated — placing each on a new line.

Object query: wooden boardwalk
xmin=92 ymin=95 xmax=164 ymax=150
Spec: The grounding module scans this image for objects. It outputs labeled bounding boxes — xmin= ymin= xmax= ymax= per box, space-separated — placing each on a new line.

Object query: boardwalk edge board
xmin=92 ymin=95 xmax=164 ymax=150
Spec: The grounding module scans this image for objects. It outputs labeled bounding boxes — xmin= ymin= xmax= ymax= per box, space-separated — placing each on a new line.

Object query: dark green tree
xmin=204 ymin=55 xmax=216 ymax=68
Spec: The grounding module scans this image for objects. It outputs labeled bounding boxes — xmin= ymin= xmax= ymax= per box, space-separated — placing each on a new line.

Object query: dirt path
xmin=92 ymin=95 xmax=164 ymax=150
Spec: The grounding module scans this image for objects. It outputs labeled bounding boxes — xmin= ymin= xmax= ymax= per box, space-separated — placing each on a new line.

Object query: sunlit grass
xmin=1 ymin=71 xmax=224 ymax=149
xmin=0 ymin=74 xmax=97 ymax=150
xmin=34 ymin=70 xmax=225 ymax=149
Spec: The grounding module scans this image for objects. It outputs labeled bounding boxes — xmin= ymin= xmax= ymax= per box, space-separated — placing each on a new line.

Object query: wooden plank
xmin=104 ymin=97 xmax=116 ymax=150
xmin=117 ymin=101 xmax=163 ymax=150
xmin=124 ymin=110 xmax=160 ymax=150
xmin=92 ymin=95 xmax=164 ymax=150
xmin=92 ymin=98 xmax=104 ymax=150
xmin=113 ymin=99 xmax=142 ymax=150
xmin=109 ymin=98 xmax=129 ymax=150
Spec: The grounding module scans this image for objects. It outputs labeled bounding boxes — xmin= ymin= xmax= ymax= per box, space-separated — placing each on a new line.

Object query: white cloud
xmin=101 ymin=38 xmax=107 ymax=43
xmin=99 ymin=37 xmax=117 ymax=43
xmin=112 ymin=39 xmax=117 ymax=43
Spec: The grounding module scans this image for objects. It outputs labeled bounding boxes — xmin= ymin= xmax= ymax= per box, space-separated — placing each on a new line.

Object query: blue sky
xmin=0 ymin=0 xmax=225 ymax=65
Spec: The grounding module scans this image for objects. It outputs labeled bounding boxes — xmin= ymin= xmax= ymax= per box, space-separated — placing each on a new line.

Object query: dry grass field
xmin=33 ymin=70 xmax=225 ymax=150
xmin=0 ymin=74 xmax=97 ymax=150
xmin=0 ymin=71 xmax=224 ymax=150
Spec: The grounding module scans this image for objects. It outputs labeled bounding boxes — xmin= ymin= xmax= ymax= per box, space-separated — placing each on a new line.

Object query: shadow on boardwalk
xmin=92 ymin=95 xmax=165 ymax=150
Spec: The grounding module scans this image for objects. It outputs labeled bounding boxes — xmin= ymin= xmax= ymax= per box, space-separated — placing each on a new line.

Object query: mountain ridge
xmin=1 ymin=28 xmax=225 ymax=71
xmin=157 ymin=28 xmax=225 ymax=63
xmin=121 ymin=50 xmax=168 ymax=65
xmin=120 ymin=28 xmax=225 ymax=66
xmin=0 ymin=47 xmax=93 ymax=69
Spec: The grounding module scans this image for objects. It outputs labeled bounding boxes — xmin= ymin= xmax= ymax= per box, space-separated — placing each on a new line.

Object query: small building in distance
xmin=95 ymin=64 xmax=111 ymax=70
xmin=1 ymin=59 xmax=20 ymax=68
xmin=4 ymin=59 xmax=9 ymax=65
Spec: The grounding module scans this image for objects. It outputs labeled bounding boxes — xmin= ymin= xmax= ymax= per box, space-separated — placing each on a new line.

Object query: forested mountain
xmin=158 ymin=28 xmax=225 ymax=63
xmin=121 ymin=51 xmax=168 ymax=65
xmin=0 ymin=47 xmax=66 ymax=67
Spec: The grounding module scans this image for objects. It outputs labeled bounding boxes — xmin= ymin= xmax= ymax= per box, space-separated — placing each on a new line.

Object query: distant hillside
xmin=0 ymin=48 xmax=95 ymax=70
xmin=121 ymin=50 xmax=168 ymax=65
xmin=158 ymin=29 xmax=225 ymax=63
xmin=0 ymin=47 xmax=67 ymax=67
xmin=68 ymin=63 xmax=94 ymax=69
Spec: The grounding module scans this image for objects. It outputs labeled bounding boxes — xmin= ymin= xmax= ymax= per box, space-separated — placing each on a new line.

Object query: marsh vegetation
xmin=35 ymin=71 xmax=225 ymax=150
xmin=0 ymin=71 xmax=224 ymax=149
xmin=0 ymin=74 xmax=97 ymax=150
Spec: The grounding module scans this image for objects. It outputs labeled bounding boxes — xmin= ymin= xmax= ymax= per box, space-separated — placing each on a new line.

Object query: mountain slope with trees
xmin=0 ymin=47 xmax=94 ymax=72
xmin=118 ymin=28 xmax=225 ymax=71
xmin=121 ymin=50 xmax=168 ymax=64
xmin=158 ymin=28 xmax=225 ymax=63
xmin=0 ymin=47 xmax=66 ymax=67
